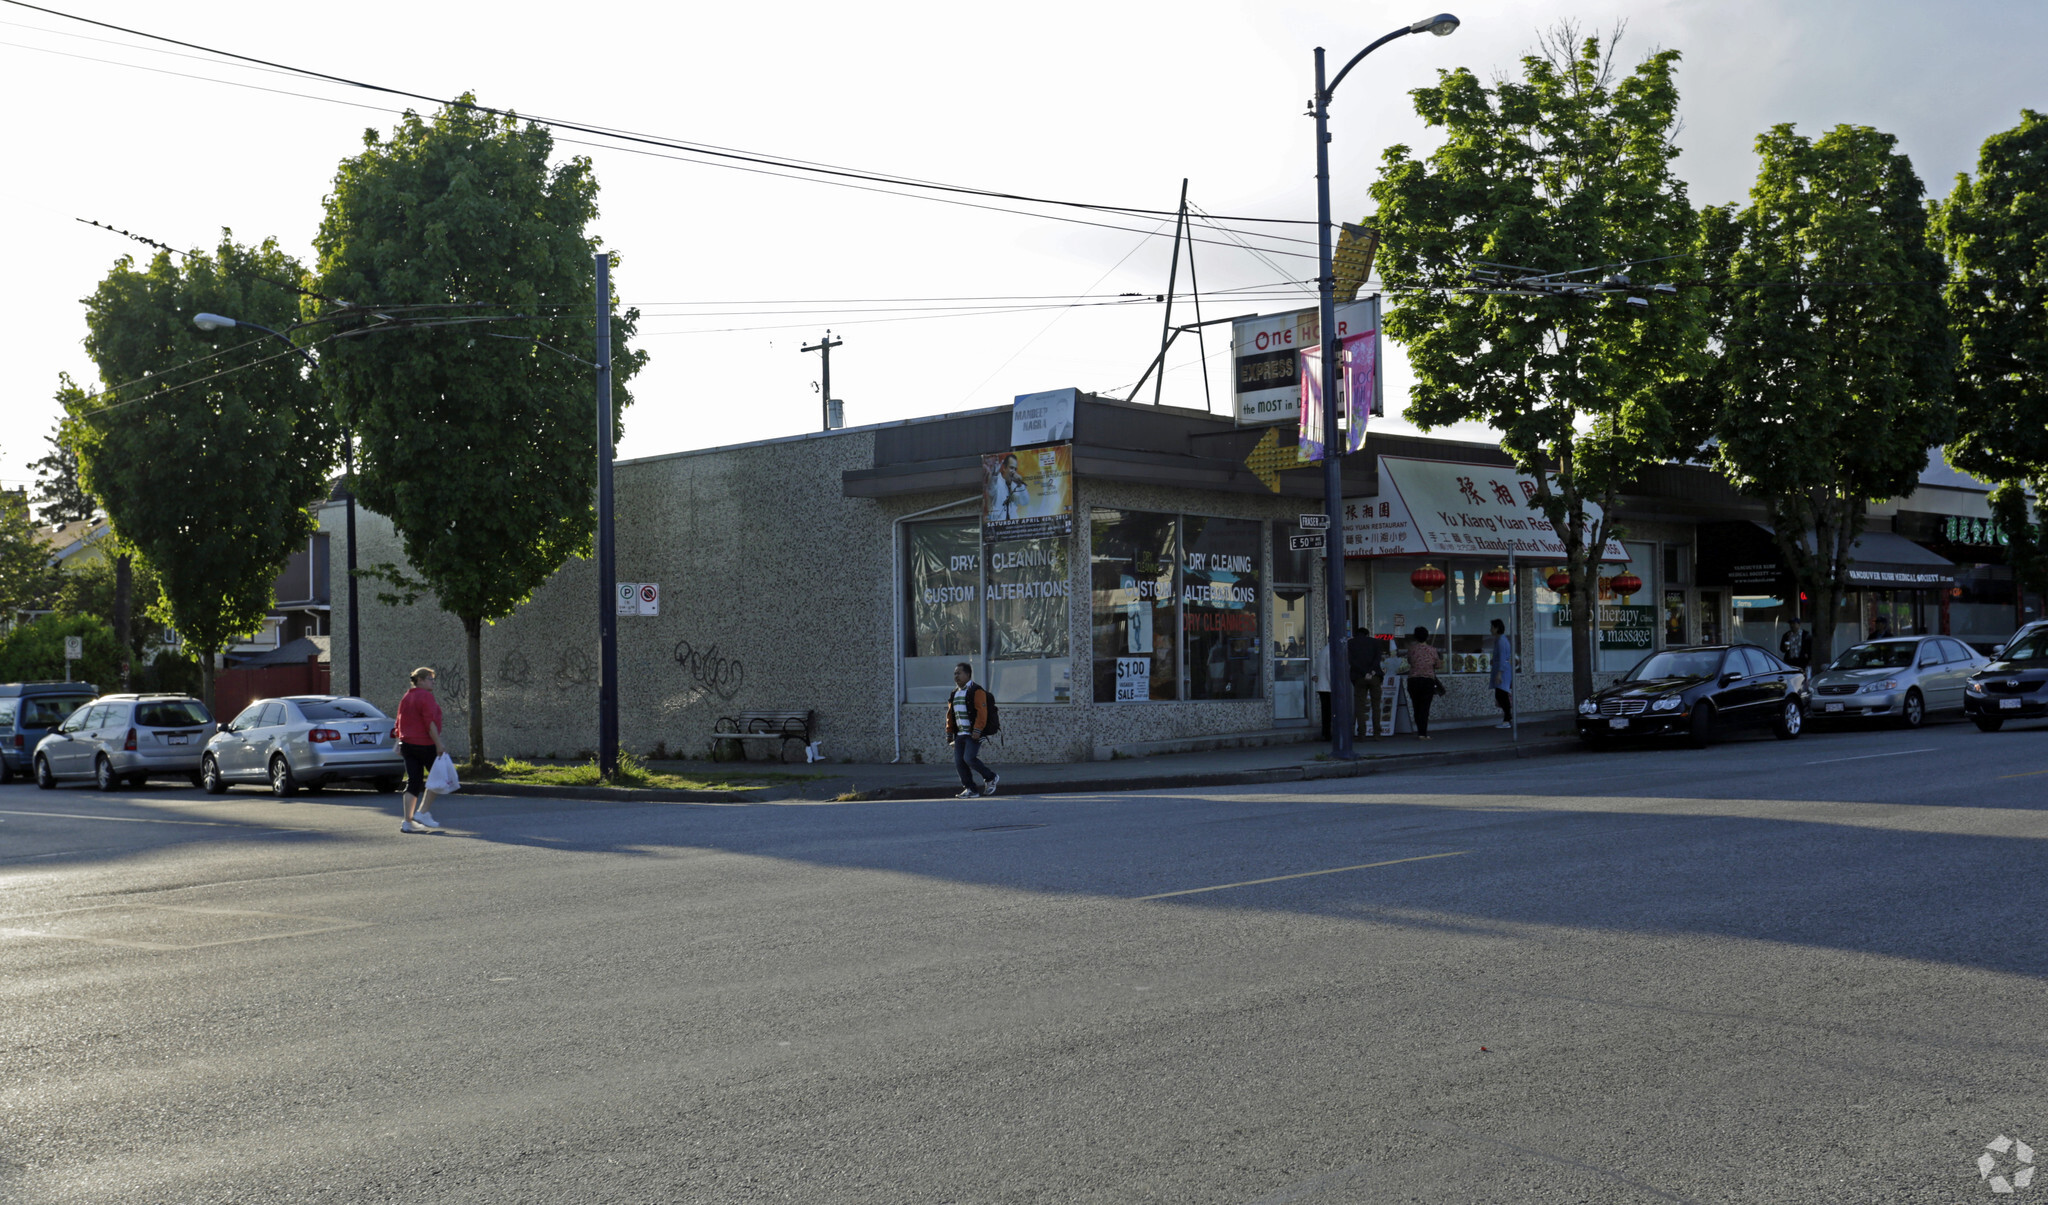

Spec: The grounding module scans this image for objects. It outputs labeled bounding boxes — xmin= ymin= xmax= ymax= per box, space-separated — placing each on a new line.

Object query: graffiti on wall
xmin=555 ymin=648 xmax=596 ymax=692
xmin=674 ymin=639 xmax=744 ymax=701
xmin=498 ymin=651 xmax=532 ymax=688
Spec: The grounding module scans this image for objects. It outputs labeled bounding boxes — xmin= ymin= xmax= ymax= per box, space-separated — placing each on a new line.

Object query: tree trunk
xmin=464 ymin=615 xmax=484 ymax=770
xmin=113 ymin=553 xmax=132 ymax=689
xmin=198 ymin=650 xmax=215 ymax=718
xmin=1568 ymin=535 xmax=1596 ymax=702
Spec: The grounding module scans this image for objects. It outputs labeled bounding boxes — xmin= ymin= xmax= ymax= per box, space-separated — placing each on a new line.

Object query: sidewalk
xmin=459 ymin=712 xmax=1582 ymax=805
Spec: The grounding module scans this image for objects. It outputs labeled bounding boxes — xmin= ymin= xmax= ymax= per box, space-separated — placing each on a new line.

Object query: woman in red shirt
xmin=393 ymin=666 xmax=446 ymax=833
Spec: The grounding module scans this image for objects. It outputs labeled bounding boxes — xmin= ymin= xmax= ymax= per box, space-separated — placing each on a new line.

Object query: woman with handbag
xmin=393 ymin=666 xmax=447 ymax=833
xmin=1406 ymin=627 xmax=1442 ymax=739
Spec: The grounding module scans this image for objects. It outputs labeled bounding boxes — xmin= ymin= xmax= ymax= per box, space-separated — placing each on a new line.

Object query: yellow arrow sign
xmin=1245 ymin=426 xmax=1295 ymax=492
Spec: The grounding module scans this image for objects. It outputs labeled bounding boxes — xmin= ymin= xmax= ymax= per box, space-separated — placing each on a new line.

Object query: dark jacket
xmin=1349 ymin=635 xmax=1385 ymax=679
xmin=1780 ymin=628 xmax=1812 ymax=665
xmin=945 ymin=683 xmax=992 ymax=742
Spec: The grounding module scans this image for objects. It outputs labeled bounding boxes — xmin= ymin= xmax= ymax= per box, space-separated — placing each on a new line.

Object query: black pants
xmin=1408 ymin=677 xmax=1436 ymax=735
xmin=401 ymin=742 xmax=436 ymax=797
xmin=954 ymin=736 xmax=994 ymax=790
xmin=1317 ymin=691 xmax=1332 ymax=740
xmin=1495 ymin=687 xmax=1513 ymax=723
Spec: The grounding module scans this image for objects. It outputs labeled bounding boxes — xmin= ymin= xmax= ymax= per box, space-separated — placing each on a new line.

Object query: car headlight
xmin=1650 ymin=696 xmax=1681 ymax=712
xmin=1860 ymin=680 xmax=1899 ymax=693
xmin=1967 ymin=680 xmax=1985 ymax=694
xmin=1578 ymin=699 xmax=1600 ymax=717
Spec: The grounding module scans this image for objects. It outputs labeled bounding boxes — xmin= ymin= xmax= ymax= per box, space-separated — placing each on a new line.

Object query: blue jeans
xmin=954 ymin=735 xmax=994 ymax=790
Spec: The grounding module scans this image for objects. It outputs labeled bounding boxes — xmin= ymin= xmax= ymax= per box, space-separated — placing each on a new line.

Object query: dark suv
xmin=1965 ymin=622 xmax=2048 ymax=731
xmin=0 ymin=682 xmax=99 ymax=784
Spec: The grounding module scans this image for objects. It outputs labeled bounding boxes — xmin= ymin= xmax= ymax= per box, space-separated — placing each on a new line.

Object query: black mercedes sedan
xmin=1577 ymin=644 xmax=1809 ymax=748
xmin=1964 ymin=622 xmax=2048 ymax=731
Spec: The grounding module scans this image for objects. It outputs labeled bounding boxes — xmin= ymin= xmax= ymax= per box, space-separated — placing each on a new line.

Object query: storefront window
xmin=1529 ymin=568 xmax=1572 ymax=673
xmin=1597 ymin=544 xmax=1657 ymax=671
xmin=1182 ymin=515 xmax=1262 ymax=700
xmin=1272 ymin=591 xmax=1311 ymax=720
xmin=905 ymin=521 xmax=980 ymax=703
xmin=1447 ymin=564 xmax=1513 ymax=674
xmin=1371 ymin=557 xmax=1443 ymax=656
xmin=1091 ymin=509 xmax=1178 ymax=702
xmin=986 ymin=535 xmax=1072 ymax=704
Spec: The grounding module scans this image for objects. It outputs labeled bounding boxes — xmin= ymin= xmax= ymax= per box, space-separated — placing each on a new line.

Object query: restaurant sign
xmin=1341 ymin=457 xmax=1627 ymax=561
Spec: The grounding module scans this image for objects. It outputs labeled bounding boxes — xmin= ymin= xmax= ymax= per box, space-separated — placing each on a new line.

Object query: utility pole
xmin=594 ymin=252 xmax=619 ymax=778
xmin=1153 ymin=180 xmax=1189 ymax=407
xmin=802 ymin=331 xmax=843 ymax=431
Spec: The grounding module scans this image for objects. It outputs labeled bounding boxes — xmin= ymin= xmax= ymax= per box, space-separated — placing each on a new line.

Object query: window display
xmin=1447 ymin=564 xmax=1514 ymax=675
xmin=905 ymin=522 xmax=980 ymax=702
xmin=1182 ymin=515 xmax=1262 ymax=700
xmin=986 ymin=534 xmax=1071 ymax=703
xmin=1091 ymin=509 xmax=1179 ymax=702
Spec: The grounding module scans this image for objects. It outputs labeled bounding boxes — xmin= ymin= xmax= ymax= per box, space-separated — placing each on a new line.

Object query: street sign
xmin=1288 ymin=534 xmax=1327 ymax=552
xmin=63 ymin=636 xmax=83 ymax=659
xmin=1297 ymin=513 xmax=1330 ymax=531
xmin=616 ymin=582 xmax=660 ymax=616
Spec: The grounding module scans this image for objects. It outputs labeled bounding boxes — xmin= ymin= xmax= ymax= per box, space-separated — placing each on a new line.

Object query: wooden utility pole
xmin=802 ymin=331 xmax=843 ymax=431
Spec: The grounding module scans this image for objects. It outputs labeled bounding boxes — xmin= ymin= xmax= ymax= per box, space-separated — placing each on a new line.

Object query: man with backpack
xmin=946 ymin=662 xmax=1000 ymax=797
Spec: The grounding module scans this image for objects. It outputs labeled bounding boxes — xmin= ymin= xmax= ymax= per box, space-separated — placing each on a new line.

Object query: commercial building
xmin=324 ymin=392 xmax=2022 ymax=763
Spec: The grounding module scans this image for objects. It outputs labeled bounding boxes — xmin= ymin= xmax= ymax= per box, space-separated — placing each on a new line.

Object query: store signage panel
xmin=1011 ymin=388 xmax=1077 ymax=447
xmin=982 ymin=444 xmax=1074 ymax=540
xmin=1343 ymin=457 xmax=1627 ymax=560
xmin=1231 ymin=300 xmax=1378 ymax=426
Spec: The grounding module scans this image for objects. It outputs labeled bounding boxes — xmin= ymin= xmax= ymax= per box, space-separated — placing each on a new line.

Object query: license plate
xmin=1824 ymin=703 xmax=1843 ymax=713
xmin=349 ymin=732 xmax=380 ymax=745
xmin=1608 ymin=718 xmax=1628 ymax=730
xmin=165 ymin=734 xmax=189 ymax=745
xmin=2001 ymin=698 xmax=2022 ymax=710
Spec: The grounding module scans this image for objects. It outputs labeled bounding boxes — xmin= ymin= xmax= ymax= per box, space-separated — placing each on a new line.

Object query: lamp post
xmin=193 ymin=312 xmax=362 ymax=699
xmin=1311 ymin=12 xmax=1459 ymax=759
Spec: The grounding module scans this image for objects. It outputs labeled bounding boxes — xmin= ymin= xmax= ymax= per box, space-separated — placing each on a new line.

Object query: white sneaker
xmin=954 ymin=788 xmax=979 ymax=799
xmin=1495 ymin=722 xmax=1513 ymax=729
xmin=981 ymin=775 xmax=999 ymax=797
xmin=413 ymin=811 xmax=443 ymax=830
xmin=400 ymin=819 xmax=430 ymax=834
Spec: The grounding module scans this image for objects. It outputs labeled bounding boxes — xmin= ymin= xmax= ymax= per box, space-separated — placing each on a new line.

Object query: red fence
xmin=213 ymin=658 xmax=330 ymax=721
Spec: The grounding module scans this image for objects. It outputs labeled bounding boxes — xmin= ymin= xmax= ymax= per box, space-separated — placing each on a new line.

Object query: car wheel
xmin=268 ymin=755 xmax=299 ymax=798
xmin=0 ymin=761 xmax=12 ymax=786
xmin=94 ymin=756 xmax=119 ymax=791
xmin=200 ymin=754 xmax=228 ymax=795
xmin=1773 ymin=699 xmax=1804 ymax=740
xmin=34 ymin=756 xmax=56 ymax=790
xmin=1975 ymin=716 xmax=2006 ymax=733
xmin=1687 ymin=704 xmax=1717 ymax=749
xmin=373 ymin=777 xmax=400 ymax=794
xmin=1899 ymin=689 xmax=1925 ymax=729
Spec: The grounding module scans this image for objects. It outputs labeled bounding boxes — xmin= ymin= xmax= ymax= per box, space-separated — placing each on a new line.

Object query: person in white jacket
xmin=1312 ymin=640 xmax=1334 ymax=741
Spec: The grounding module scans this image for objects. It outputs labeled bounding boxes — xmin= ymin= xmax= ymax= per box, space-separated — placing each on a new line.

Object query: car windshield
xmin=1626 ymin=650 xmax=1724 ymax=681
xmin=298 ymin=699 xmax=386 ymax=721
xmin=135 ymin=700 xmax=211 ymax=728
xmin=2002 ymin=629 xmax=2048 ymax=663
xmin=20 ymin=696 xmax=94 ymax=727
xmin=1830 ymin=642 xmax=1917 ymax=671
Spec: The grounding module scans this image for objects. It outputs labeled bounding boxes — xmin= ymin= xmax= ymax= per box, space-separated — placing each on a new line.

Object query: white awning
xmin=1344 ymin=455 xmax=1629 ymax=561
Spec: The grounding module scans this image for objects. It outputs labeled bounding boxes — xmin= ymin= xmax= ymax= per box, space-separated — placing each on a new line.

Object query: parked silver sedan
xmin=200 ymin=695 xmax=405 ymax=796
xmin=1809 ymin=636 xmax=1990 ymax=728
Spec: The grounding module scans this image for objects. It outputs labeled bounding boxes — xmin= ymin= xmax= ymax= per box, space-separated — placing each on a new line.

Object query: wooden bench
xmin=710 ymin=709 xmax=816 ymax=763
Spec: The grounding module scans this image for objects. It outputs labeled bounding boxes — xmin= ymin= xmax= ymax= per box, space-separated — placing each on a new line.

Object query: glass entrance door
xmin=1273 ymin=590 xmax=1310 ymax=722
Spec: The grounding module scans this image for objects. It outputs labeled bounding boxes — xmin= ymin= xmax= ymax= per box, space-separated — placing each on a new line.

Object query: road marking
xmin=1133 ymin=851 xmax=1469 ymax=901
xmin=1998 ymin=769 xmax=2048 ymax=779
xmin=0 ymin=808 xmax=305 ymax=830
xmin=1803 ymin=748 xmax=1935 ymax=765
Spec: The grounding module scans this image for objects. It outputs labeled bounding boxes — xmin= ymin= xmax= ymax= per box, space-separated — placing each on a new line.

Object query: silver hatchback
xmin=32 ymin=694 xmax=217 ymax=789
xmin=1809 ymin=636 xmax=1989 ymax=727
xmin=200 ymin=695 xmax=405 ymax=796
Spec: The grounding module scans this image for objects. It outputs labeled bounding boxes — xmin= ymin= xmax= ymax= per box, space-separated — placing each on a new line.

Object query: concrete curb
xmin=451 ymin=736 xmax=1584 ymax=806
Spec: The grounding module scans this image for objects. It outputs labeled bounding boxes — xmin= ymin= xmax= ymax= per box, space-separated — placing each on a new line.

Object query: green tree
xmin=1370 ymin=29 xmax=1707 ymax=700
xmin=311 ymin=98 xmax=646 ymax=766
xmin=1938 ymin=110 xmax=2048 ymax=610
xmin=0 ymin=486 xmax=57 ymax=623
xmin=70 ymin=234 xmax=337 ymax=711
xmin=51 ymin=549 xmax=166 ymax=664
xmin=0 ymin=614 xmax=121 ymax=689
xmin=1683 ymin=125 xmax=1953 ymax=659
xmin=29 ymin=403 xmax=96 ymax=524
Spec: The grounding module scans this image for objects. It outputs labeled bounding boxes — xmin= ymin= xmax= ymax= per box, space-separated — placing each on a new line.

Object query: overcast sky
xmin=2 ymin=0 xmax=2042 ymax=509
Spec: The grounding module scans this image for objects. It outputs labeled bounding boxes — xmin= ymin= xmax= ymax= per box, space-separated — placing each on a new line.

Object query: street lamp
xmin=1312 ymin=13 xmax=1459 ymax=759
xmin=191 ymin=312 xmax=363 ymax=700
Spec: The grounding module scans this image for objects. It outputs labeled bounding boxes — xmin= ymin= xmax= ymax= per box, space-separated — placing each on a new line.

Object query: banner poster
xmin=982 ymin=443 xmax=1074 ymax=540
xmin=1231 ymin=300 xmax=1379 ymax=426
xmin=1012 ymin=387 xmax=1077 ymax=447
xmin=1297 ymin=326 xmax=1378 ymax=461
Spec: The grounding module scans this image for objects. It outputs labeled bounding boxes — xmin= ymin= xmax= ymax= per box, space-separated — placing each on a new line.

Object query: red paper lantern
xmin=1410 ymin=563 xmax=1447 ymax=602
xmin=1610 ymin=571 xmax=1643 ymax=600
xmin=1546 ymin=568 xmax=1572 ymax=594
xmin=1480 ymin=566 xmax=1513 ymax=598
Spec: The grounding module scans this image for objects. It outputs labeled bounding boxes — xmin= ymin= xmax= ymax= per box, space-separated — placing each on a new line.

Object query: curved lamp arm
xmin=1325 ymin=14 xmax=1459 ymax=102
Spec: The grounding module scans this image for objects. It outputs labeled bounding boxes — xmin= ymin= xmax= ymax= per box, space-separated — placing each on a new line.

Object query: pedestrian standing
xmin=1779 ymin=618 xmax=1811 ymax=669
xmin=1407 ymin=627 xmax=1441 ymax=739
xmin=945 ymin=662 xmax=999 ymax=798
xmin=394 ymin=666 xmax=445 ymax=833
xmin=1350 ymin=627 xmax=1386 ymax=738
xmin=1488 ymin=617 xmax=1514 ymax=729
xmin=1869 ymin=615 xmax=1892 ymax=642
xmin=1312 ymin=639 xmax=1334 ymax=741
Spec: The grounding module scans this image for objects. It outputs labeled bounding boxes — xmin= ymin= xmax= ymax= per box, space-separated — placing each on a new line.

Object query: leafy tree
xmin=1938 ymin=110 xmax=2048 ymax=612
xmin=311 ymin=97 xmax=646 ymax=766
xmin=0 ymin=486 xmax=57 ymax=623
xmin=0 ymin=614 xmax=121 ymax=689
xmin=29 ymin=404 xmax=96 ymax=524
xmin=70 ymin=234 xmax=337 ymax=711
xmin=1682 ymin=125 xmax=1953 ymax=659
xmin=1370 ymin=29 xmax=1707 ymax=700
xmin=51 ymin=549 xmax=166 ymax=664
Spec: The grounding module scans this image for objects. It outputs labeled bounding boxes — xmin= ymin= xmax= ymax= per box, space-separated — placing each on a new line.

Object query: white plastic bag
xmin=424 ymin=752 xmax=461 ymax=795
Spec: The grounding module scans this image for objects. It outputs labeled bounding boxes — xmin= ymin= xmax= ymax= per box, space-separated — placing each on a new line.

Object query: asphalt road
xmin=2 ymin=715 xmax=2044 ymax=1204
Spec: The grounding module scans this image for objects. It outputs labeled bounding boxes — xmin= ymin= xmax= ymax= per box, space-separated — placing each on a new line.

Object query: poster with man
xmin=982 ymin=444 xmax=1074 ymax=540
